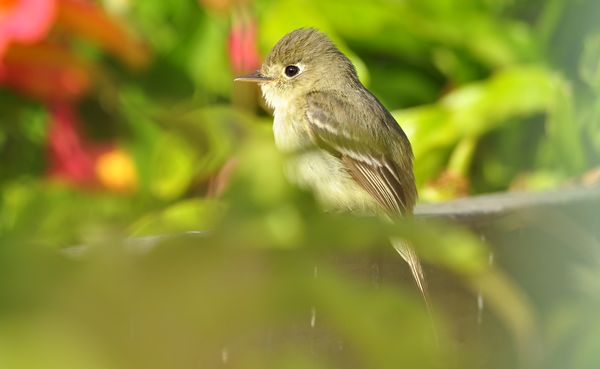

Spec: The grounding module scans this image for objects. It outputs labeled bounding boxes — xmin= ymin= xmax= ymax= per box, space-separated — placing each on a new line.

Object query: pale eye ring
xmin=284 ymin=65 xmax=300 ymax=77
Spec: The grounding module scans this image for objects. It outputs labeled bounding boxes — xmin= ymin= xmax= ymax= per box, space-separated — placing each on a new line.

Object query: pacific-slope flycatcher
xmin=235 ymin=28 xmax=428 ymax=306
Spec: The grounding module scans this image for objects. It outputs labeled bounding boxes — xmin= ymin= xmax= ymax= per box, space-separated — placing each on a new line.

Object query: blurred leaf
xmin=0 ymin=98 xmax=46 ymax=183
xmin=536 ymin=0 xmax=568 ymax=45
xmin=468 ymin=268 xmax=538 ymax=364
xmin=442 ymin=66 xmax=555 ymax=136
xmin=169 ymin=106 xmax=240 ymax=179
xmin=368 ymin=63 xmax=440 ymax=108
xmin=130 ymin=198 xmax=224 ymax=236
xmin=148 ymin=133 xmax=197 ymax=200
xmin=188 ymin=15 xmax=234 ymax=97
xmin=0 ymin=316 xmax=116 ymax=369
xmin=396 ymin=66 xmax=558 ymax=194
xmin=542 ymin=79 xmax=587 ymax=174
xmin=580 ymin=33 xmax=600 ymax=92
xmin=448 ymin=137 xmax=478 ymax=176
xmin=127 ymin=1 xmax=201 ymax=53
xmin=311 ymin=267 xmax=441 ymax=369
xmin=227 ymin=128 xmax=293 ymax=208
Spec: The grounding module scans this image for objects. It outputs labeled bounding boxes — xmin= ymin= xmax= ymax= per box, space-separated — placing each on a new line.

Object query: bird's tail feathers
xmin=391 ymin=238 xmax=433 ymax=318
xmin=392 ymin=238 xmax=438 ymax=344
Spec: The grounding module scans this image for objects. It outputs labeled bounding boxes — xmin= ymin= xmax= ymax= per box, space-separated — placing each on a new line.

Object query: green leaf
xmin=148 ymin=133 xmax=197 ymax=200
xmin=580 ymin=33 xmax=600 ymax=93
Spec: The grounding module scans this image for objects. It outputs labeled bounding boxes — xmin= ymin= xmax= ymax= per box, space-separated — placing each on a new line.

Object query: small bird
xmin=235 ymin=28 xmax=429 ymax=307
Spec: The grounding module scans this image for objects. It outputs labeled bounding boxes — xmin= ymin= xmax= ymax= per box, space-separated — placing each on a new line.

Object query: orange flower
xmin=0 ymin=43 xmax=90 ymax=101
xmin=0 ymin=0 xmax=57 ymax=58
xmin=56 ymin=0 xmax=149 ymax=69
xmin=95 ymin=148 xmax=138 ymax=192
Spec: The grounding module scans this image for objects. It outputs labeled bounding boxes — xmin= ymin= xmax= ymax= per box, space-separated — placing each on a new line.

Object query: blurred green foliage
xmin=1 ymin=0 xmax=600 ymax=368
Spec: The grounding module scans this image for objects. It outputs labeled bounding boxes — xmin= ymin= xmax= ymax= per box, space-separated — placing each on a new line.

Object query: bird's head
xmin=235 ymin=28 xmax=358 ymax=110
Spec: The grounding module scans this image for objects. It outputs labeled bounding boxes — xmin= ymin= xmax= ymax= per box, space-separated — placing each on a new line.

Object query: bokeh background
xmin=1 ymin=0 xmax=600 ymax=368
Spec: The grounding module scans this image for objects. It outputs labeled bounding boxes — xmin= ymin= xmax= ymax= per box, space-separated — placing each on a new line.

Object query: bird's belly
xmin=285 ymin=150 xmax=379 ymax=214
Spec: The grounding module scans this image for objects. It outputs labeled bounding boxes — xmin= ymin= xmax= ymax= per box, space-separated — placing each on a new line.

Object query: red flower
xmin=0 ymin=0 xmax=57 ymax=58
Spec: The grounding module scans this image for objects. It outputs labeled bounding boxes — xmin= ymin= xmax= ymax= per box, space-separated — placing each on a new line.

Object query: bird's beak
xmin=234 ymin=71 xmax=272 ymax=83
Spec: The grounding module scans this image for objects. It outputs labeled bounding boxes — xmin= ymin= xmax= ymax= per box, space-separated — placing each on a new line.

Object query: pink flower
xmin=0 ymin=0 xmax=57 ymax=58
xmin=228 ymin=18 xmax=260 ymax=74
xmin=46 ymin=103 xmax=109 ymax=186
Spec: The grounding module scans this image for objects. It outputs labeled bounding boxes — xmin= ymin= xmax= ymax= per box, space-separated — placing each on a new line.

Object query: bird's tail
xmin=392 ymin=238 xmax=438 ymax=343
xmin=391 ymin=238 xmax=433 ymax=317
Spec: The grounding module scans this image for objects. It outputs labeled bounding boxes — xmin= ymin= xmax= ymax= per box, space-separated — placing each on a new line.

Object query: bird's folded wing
xmin=304 ymin=91 xmax=412 ymax=216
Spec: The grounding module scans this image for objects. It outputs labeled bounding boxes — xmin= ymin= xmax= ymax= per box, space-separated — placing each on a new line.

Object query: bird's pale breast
xmin=272 ymin=107 xmax=378 ymax=214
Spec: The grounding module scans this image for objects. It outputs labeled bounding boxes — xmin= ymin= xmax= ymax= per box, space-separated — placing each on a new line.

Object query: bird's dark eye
xmin=284 ymin=65 xmax=300 ymax=77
